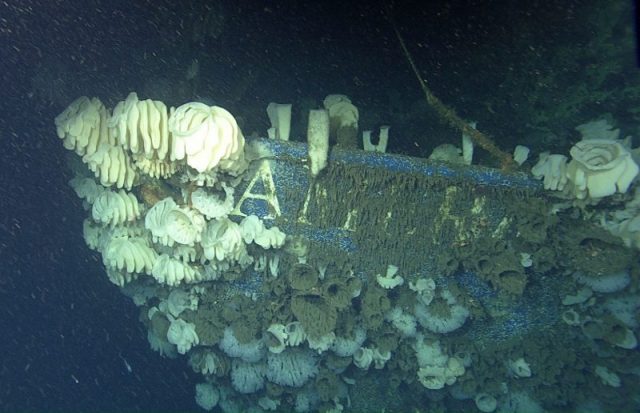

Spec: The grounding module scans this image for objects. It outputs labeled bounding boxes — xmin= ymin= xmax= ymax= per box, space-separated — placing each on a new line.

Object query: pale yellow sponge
xmin=169 ymin=102 xmax=245 ymax=173
xmin=567 ymin=139 xmax=639 ymax=199
xmin=55 ymin=96 xmax=112 ymax=157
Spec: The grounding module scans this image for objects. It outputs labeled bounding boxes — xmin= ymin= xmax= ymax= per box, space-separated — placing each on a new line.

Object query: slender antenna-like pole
xmin=386 ymin=6 xmax=516 ymax=170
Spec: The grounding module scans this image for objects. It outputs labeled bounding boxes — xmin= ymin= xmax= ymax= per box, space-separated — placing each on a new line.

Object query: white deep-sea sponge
xmin=145 ymin=198 xmax=205 ymax=246
xmin=285 ymin=321 xmax=306 ymax=347
xmin=147 ymin=329 xmax=177 ymax=359
xmin=92 ymin=189 xmax=140 ymax=227
xmin=201 ymin=218 xmax=247 ymax=262
xmin=103 ymin=235 xmax=157 ymax=277
xmin=108 ymin=92 xmax=171 ymax=160
xmin=531 ymin=152 xmax=568 ymax=191
xmin=353 ymin=347 xmax=374 ymax=369
xmin=239 ymin=215 xmax=263 ymax=244
xmin=573 ymin=270 xmax=630 ymax=293
xmin=167 ymin=317 xmax=199 ymax=354
xmin=230 ymin=360 xmax=267 ymax=394
xmin=172 ymin=244 xmax=199 ymax=263
xmin=265 ymin=348 xmax=319 ymax=387
xmin=410 ymin=277 xmax=437 ymax=305
xmin=55 ymin=96 xmax=111 ymax=157
xmin=414 ymin=336 xmax=466 ymax=390
xmin=266 ymin=102 xmax=292 ymax=141
xmin=145 ymin=197 xmax=177 ymax=244
xmin=166 ymin=289 xmax=198 ymax=318
xmin=385 ymin=307 xmax=417 ymax=337
xmin=376 ymin=264 xmax=404 ymax=289
xmin=474 ymin=393 xmax=497 ymax=413
xmin=323 ymin=94 xmax=359 ymax=129
xmin=604 ymin=295 xmax=640 ymax=328
xmin=169 ymin=102 xmax=245 ymax=173
xmin=132 ymin=154 xmax=177 ymax=179
xmin=218 ymin=326 xmax=265 ymax=363
xmin=576 ymin=119 xmax=621 ymax=141
xmin=414 ymin=335 xmax=447 ymax=369
xmin=330 ymin=326 xmax=367 ymax=357
xmin=428 ymin=144 xmax=464 ymax=164
xmin=195 ymin=382 xmax=219 ymax=411
xmin=508 ymin=357 xmax=532 ymax=378
xmin=191 ymin=185 xmax=234 ymax=220
xmin=596 ymin=187 xmax=640 ymax=248
xmin=307 ymin=332 xmax=336 ymax=353
xmin=500 ymin=391 xmax=544 ymax=413
xmin=372 ymin=348 xmax=392 ymax=369
xmin=258 ymin=396 xmax=280 ymax=411
xmin=295 ymin=388 xmax=321 ymax=413
xmin=353 ymin=346 xmax=391 ymax=370
xmin=566 ymin=139 xmax=639 ymax=199
xmin=415 ymin=289 xmax=469 ymax=334
xmin=83 ymin=218 xmax=105 ymax=251
xmin=601 ymin=212 xmax=640 ymax=249
xmin=265 ymin=324 xmax=288 ymax=354
xmin=151 ymin=254 xmax=201 ymax=286
xmin=513 ymin=145 xmax=530 ymax=165
xmin=595 ymin=365 xmax=621 ymax=387
xmin=165 ymin=207 xmax=205 ymax=246
xmin=82 ymin=142 xmax=137 ymax=190
xmin=106 ymin=267 xmax=139 ymax=287
xmin=307 ymin=109 xmax=330 ymax=177
xmin=69 ymin=177 xmax=105 ymax=205
xmin=239 ymin=215 xmax=286 ymax=249
xmin=254 ymin=226 xmax=286 ymax=249
xmin=189 ymin=348 xmax=225 ymax=376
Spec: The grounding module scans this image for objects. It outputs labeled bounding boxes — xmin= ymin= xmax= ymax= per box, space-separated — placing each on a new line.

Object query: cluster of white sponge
xmin=56 ymin=92 xmax=247 ymax=188
xmin=57 ymin=92 xmax=287 ymax=291
xmin=414 ymin=334 xmax=466 ymax=390
xmin=92 ymin=190 xmax=140 ymax=227
xmin=169 ymin=102 xmax=245 ymax=173
xmin=532 ymin=120 xmax=639 ymax=201
xmin=532 ymin=119 xmax=640 ymax=249
xmin=109 ymin=92 xmax=171 ymax=159
xmin=145 ymin=197 xmax=206 ymax=247
xmin=55 ymin=96 xmax=110 ymax=157
xmin=103 ymin=235 xmax=157 ymax=275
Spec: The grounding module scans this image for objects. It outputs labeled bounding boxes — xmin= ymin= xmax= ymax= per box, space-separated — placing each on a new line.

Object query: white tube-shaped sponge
xmin=266 ymin=102 xmax=292 ymax=141
xmin=363 ymin=127 xmax=390 ymax=153
xmin=462 ymin=121 xmax=476 ymax=165
xmin=307 ymin=109 xmax=330 ymax=177
xmin=513 ymin=145 xmax=530 ymax=165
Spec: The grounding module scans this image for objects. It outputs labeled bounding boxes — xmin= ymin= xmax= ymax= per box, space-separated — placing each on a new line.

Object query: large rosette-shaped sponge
xmin=169 ymin=102 xmax=245 ymax=173
xmin=567 ymin=139 xmax=639 ymax=199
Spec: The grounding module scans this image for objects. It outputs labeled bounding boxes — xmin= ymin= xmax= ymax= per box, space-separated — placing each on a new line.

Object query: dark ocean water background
xmin=0 ymin=0 xmax=635 ymax=411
